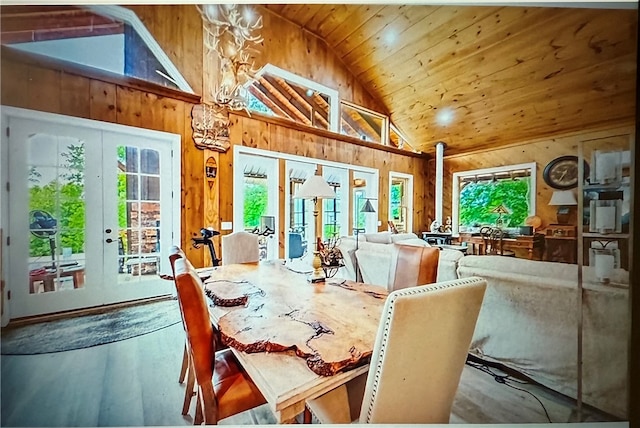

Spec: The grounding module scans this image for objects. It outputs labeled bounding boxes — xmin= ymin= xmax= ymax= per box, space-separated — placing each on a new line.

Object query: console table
xmin=457 ymin=233 xmax=544 ymax=260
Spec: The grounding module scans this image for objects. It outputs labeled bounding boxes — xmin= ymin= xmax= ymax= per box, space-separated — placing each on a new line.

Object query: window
xmin=389 ymin=124 xmax=415 ymax=152
xmin=251 ymin=64 xmax=339 ymax=132
xmin=353 ymin=189 xmax=367 ymax=231
xmin=243 ymin=174 xmax=268 ymax=231
xmin=322 ymin=183 xmax=341 ymax=239
xmin=248 ymin=64 xmax=416 ymax=153
xmin=1 ymin=5 xmax=193 ymax=92
xmin=340 ymin=101 xmax=387 ymax=144
xmin=289 ymin=180 xmax=307 ymax=237
xmin=452 ymin=163 xmax=536 ymax=234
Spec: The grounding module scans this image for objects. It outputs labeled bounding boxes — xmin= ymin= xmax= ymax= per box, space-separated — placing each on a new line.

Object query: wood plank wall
xmin=1 ymin=5 xmax=428 ymax=267
xmin=0 ymin=55 xmax=208 ymax=266
xmin=221 ymin=113 xmax=430 ymax=259
xmin=256 ymin=5 xmax=388 ymax=114
xmin=425 ymin=124 xmax=635 ymax=232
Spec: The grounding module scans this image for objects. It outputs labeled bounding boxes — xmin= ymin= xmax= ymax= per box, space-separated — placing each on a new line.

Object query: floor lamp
xmin=294 ymin=173 xmax=336 ymax=283
xmin=354 ymin=198 xmax=376 ymax=282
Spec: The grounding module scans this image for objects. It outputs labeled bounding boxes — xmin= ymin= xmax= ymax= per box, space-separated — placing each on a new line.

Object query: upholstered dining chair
xmin=221 ymin=231 xmax=260 ymax=265
xmin=387 ymin=244 xmax=440 ymax=292
xmin=305 ymin=276 xmax=487 ymax=423
xmin=173 ymin=255 xmax=267 ymax=424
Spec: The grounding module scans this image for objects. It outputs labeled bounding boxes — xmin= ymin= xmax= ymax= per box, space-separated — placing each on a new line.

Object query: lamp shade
xmin=361 ymin=199 xmax=376 ymax=213
xmin=294 ymin=174 xmax=336 ymax=200
xmin=549 ymin=190 xmax=577 ymax=206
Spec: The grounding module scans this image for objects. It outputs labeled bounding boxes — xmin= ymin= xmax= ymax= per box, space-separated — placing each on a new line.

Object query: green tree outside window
xmin=459 ymin=178 xmax=530 ymax=227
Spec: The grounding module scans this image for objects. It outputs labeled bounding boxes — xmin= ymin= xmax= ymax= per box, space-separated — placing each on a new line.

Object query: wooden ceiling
xmin=263 ymin=4 xmax=637 ymax=156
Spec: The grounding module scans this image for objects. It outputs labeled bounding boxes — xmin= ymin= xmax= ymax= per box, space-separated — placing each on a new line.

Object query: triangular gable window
xmin=0 ymin=5 xmax=193 ymax=93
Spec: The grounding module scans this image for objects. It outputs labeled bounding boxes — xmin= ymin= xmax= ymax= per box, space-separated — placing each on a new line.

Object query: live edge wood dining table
xmin=201 ymin=260 xmax=388 ymax=423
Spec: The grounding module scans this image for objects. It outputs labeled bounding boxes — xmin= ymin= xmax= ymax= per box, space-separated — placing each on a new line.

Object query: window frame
xmin=451 ymin=162 xmax=537 ymax=235
xmin=254 ymin=64 xmax=339 ymax=133
xmin=388 ymin=171 xmax=413 ymax=233
xmin=84 ymin=5 xmax=194 ymax=93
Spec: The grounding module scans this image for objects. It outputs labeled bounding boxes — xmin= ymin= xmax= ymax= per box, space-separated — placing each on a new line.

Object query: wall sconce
xmin=205 ymin=157 xmax=217 ymax=189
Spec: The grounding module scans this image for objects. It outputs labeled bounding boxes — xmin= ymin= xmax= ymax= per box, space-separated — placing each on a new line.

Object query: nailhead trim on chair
xmin=362 ymin=276 xmax=486 ymax=423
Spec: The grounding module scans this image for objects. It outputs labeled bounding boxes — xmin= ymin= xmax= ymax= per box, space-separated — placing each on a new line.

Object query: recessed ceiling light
xmin=436 ymin=108 xmax=455 ymax=126
xmin=383 ymin=29 xmax=397 ymax=46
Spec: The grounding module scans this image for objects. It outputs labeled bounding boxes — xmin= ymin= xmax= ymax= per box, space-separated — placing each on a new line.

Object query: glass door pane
xmin=117 ymin=146 xmax=161 ymax=282
xmin=27 ymin=134 xmax=86 ymax=294
xmin=102 ymin=131 xmax=174 ymax=300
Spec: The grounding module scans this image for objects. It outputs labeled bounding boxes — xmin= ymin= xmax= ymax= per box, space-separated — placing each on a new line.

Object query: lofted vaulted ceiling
xmin=263 ymin=4 xmax=637 ymax=156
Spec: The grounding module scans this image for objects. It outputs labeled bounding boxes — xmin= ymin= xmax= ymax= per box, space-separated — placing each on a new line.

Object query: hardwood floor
xmin=1 ymin=320 xmax=616 ymax=426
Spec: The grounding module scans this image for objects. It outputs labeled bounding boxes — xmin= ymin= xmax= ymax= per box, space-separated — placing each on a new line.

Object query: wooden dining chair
xmin=167 ymin=246 xmax=198 ymax=417
xmin=387 ymin=244 xmax=440 ymax=292
xmin=480 ymin=226 xmax=515 ymax=257
xmin=221 ymin=231 xmax=260 ymax=265
xmin=305 ymin=276 xmax=487 ymax=423
xmin=173 ymin=255 xmax=267 ymax=424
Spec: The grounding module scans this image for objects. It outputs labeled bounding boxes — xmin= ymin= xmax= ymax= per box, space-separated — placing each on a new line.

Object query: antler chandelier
xmin=198 ymin=4 xmax=263 ymax=112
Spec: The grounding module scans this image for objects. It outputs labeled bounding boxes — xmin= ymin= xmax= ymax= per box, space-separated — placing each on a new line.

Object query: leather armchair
xmin=387 ymin=244 xmax=440 ymax=292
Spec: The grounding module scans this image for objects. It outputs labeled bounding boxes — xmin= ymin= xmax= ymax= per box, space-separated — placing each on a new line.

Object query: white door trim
xmin=1 ymin=106 xmax=181 ymax=319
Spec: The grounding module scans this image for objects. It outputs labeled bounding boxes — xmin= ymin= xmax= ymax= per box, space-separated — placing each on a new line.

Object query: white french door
xmin=4 ymin=108 xmax=179 ymax=319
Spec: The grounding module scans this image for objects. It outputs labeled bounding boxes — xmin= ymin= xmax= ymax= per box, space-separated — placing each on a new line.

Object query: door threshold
xmin=5 ymin=295 xmax=173 ymax=328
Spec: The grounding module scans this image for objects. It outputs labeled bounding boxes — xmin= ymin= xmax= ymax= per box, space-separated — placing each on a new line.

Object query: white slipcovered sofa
xmin=457 ymin=255 xmax=629 ymax=419
xmin=335 ymin=234 xmax=628 ymax=418
xmin=336 ymin=232 xmax=465 ymax=290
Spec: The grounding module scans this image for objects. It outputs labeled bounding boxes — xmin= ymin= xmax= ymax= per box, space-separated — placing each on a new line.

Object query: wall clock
xmin=543 ymin=155 xmax=589 ymax=190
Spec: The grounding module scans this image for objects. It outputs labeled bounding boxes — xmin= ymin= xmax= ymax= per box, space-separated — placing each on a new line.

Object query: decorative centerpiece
xmin=318 ymin=237 xmax=344 ymax=278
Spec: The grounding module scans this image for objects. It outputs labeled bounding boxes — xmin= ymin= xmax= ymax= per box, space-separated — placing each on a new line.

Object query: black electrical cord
xmin=465 ymin=359 xmax=552 ymax=423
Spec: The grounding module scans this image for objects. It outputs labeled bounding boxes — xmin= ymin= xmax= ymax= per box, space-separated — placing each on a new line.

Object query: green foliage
xmin=29 ymin=144 xmax=86 ymax=257
xmin=390 ymin=183 xmax=403 ymax=220
xmin=459 ymin=179 xmax=530 ymax=227
xmin=244 ymin=179 xmax=268 ymax=229
xmin=323 ymin=224 xmax=340 ymax=238
xmin=118 ymin=173 xmax=127 ymax=229
xmin=29 ymin=181 xmax=86 ymax=256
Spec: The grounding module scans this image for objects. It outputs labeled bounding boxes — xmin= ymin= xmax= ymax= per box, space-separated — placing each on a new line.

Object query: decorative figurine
xmin=443 ymin=216 xmax=452 ymax=233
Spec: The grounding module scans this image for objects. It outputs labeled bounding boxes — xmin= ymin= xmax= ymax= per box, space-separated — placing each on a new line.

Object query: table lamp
xmin=294 ymin=173 xmax=336 ymax=283
xmin=548 ymin=190 xmax=577 ymax=224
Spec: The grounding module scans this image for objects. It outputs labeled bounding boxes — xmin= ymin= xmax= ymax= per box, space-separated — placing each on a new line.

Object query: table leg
xmin=73 ymin=270 xmax=85 ymax=288
xmin=43 ymin=277 xmax=55 ymax=292
xmin=277 ymin=401 xmax=306 ymax=424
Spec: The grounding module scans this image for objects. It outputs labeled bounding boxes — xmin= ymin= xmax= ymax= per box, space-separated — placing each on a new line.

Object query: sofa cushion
xmin=437 ymin=249 xmax=464 ymax=282
xmin=389 ymin=232 xmax=420 ymax=243
xmin=364 ymin=231 xmax=392 ymax=244
xmin=393 ymin=238 xmax=430 ymax=247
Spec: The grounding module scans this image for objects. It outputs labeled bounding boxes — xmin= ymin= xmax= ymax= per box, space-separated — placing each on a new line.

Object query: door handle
xmin=105 ymin=228 xmax=112 ymax=233
xmin=106 ymin=238 xmax=114 ymax=243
